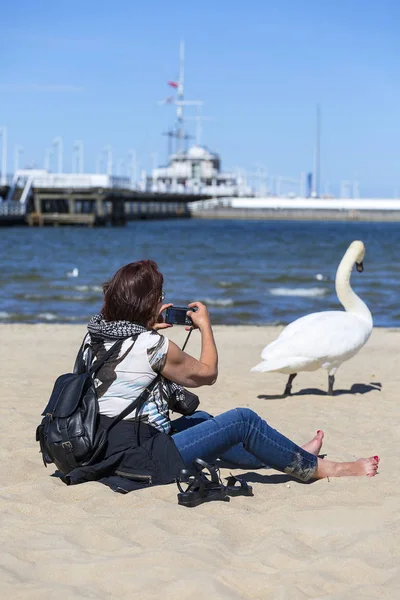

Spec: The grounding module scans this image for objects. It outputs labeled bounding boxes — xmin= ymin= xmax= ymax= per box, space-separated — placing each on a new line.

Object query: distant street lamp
xmin=14 ymin=145 xmax=24 ymax=173
xmin=73 ymin=140 xmax=84 ymax=173
xmin=52 ymin=136 xmax=63 ymax=173
xmin=104 ymin=145 xmax=113 ymax=176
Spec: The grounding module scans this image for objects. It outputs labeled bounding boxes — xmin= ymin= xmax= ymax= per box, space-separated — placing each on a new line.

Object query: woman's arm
xmin=160 ymin=302 xmax=218 ymax=388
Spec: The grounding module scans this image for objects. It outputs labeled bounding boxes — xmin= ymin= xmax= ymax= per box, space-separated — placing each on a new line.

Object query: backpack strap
xmin=73 ymin=334 xmax=104 ymax=375
xmin=74 ymin=333 xmax=141 ymax=376
xmin=73 ymin=335 xmax=91 ymax=374
xmin=75 ymin=332 xmax=158 ymax=444
xmin=103 ymin=375 xmax=160 ymax=434
xmin=84 ymin=374 xmax=161 ymax=467
xmin=77 ymin=334 xmax=141 ymax=379
xmin=88 ymin=338 xmax=124 ymax=377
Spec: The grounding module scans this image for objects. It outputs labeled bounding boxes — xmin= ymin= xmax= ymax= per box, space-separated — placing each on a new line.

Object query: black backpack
xmin=36 ymin=334 xmax=155 ymax=475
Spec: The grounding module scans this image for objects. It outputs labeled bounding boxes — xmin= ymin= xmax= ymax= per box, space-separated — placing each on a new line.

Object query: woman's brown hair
xmin=102 ymin=260 xmax=163 ymax=327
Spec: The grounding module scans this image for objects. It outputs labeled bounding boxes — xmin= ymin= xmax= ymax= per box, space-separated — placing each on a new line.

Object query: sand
xmin=0 ymin=324 xmax=399 ymax=599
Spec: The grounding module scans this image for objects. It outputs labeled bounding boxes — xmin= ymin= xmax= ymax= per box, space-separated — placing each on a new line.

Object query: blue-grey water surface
xmin=0 ymin=219 xmax=399 ymax=327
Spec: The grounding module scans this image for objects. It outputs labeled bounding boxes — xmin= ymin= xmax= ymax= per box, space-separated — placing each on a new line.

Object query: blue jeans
xmin=172 ymin=408 xmax=317 ymax=482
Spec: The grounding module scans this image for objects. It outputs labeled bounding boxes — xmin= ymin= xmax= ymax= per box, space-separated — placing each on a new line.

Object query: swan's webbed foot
xmin=284 ymin=373 xmax=297 ymax=396
xmin=328 ymin=375 xmax=335 ymax=396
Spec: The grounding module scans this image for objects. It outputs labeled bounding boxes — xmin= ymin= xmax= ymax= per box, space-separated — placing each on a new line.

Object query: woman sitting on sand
xmin=71 ymin=260 xmax=379 ymax=490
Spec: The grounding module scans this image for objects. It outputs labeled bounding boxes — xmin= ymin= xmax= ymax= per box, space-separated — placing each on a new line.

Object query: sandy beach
xmin=0 ymin=323 xmax=399 ymax=599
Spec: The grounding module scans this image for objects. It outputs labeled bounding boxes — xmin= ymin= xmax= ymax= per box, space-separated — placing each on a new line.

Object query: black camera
xmin=165 ymin=306 xmax=196 ymax=326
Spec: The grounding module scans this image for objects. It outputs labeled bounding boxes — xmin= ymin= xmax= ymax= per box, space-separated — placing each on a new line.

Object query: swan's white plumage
xmin=251 ymin=241 xmax=373 ymax=381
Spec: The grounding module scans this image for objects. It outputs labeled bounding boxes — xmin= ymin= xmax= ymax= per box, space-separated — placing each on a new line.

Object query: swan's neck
xmin=335 ymin=253 xmax=372 ymax=325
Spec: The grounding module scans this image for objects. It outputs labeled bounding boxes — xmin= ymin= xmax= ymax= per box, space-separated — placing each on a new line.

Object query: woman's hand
xmin=162 ymin=301 xmax=218 ymax=387
xmin=153 ymin=303 xmax=173 ymax=330
xmin=186 ymin=301 xmax=211 ymax=331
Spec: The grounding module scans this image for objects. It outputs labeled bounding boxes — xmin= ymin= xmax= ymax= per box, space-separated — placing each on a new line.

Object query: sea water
xmin=1 ymin=219 xmax=399 ymax=327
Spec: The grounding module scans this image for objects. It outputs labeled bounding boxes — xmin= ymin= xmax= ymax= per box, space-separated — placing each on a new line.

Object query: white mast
xmin=158 ymin=42 xmax=204 ymax=155
xmin=177 ymin=40 xmax=185 ymax=151
xmin=0 ymin=127 xmax=7 ymax=185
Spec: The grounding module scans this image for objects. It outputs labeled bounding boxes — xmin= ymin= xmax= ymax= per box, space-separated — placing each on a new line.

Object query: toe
xmin=367 ymin=460 xmax=379 ymax=476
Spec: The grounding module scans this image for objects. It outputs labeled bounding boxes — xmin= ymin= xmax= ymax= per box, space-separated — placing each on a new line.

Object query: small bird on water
xmin=67 ymin=267 xmax=79 ymax=278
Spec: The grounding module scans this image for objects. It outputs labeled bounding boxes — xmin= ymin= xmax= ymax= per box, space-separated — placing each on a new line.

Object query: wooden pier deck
xmin=0 ymin=186 xmax=210 ymax=227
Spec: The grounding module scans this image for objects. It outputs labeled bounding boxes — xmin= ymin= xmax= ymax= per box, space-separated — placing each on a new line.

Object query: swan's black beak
xmin=356 ymin=261 xmax=364 ymax=273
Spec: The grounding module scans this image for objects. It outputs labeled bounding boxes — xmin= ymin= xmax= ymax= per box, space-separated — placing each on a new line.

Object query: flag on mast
xmin=167 ymin=81 xmax=179 ymax=89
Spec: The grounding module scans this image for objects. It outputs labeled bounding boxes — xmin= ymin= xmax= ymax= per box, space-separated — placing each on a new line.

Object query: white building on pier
xmin=149 ymin=145 xmax=251 ymax=197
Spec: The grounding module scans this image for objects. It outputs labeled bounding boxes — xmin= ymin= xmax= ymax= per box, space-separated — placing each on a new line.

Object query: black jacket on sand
xmin=64 ymin=416 xmax=185 ymax=493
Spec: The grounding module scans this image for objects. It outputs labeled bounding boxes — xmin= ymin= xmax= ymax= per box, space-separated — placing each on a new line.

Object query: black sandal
xmin=225 ymin=474 xmax=254 ymax=497
xmin=177 ymin=459 xmax=254 ymax=507
xmin=193 ymin=459 xmax=254 ymax=497
xmin=177 ymin=459 xmax=230 ymax=507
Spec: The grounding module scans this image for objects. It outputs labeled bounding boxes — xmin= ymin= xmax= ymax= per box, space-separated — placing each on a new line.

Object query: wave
xmin=64 ymin=315 xmax=84 ymax=322
xmin=0 ymin=311 xmax=10 ymax=319
xmin=37 ymin=312 xmax=57 ymax=321
xmin=49 ymin=284 xmax=103 ymax=293
xmin=203 ymin=297 xmax=234 ymax=307
xmin=216 ymin=281 xmax=244 ymax=289
xmin=269 ymin=287 xmax=329 ymax=298
xmin=261 ymin=274 xmax=331 ymax=285
xmin=75 ymin=285 xmax=103 ymax=293
xmin=15 ymin=293 xmax=99 ymax=303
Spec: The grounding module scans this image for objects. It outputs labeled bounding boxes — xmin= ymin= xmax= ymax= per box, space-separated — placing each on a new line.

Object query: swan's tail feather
xmin=251 ymin=357 xmax=306 ymax=373
xmin=251 ymin=361 xmax=274 ymax=373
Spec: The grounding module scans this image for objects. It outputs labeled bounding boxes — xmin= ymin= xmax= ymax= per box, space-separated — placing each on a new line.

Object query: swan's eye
xmin=356 ymin=262 xmax=364 ymax=273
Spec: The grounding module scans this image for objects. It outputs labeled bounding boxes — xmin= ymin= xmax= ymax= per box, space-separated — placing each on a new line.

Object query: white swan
xmin=251 ymin=240 xmax=373 ymax=395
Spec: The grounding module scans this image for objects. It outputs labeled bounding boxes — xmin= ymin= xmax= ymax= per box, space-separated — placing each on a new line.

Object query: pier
xmin=189 ymin=197 xmax=400 ymax=222
xmin=3 ymin=174 xmax=400 ymax=227
xmin=0 ymin=174 xmax=210 ymax=227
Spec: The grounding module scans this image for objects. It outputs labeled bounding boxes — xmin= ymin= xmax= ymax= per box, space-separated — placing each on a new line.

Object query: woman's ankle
xmin=313 ymin=458 xmax=339 ymax=479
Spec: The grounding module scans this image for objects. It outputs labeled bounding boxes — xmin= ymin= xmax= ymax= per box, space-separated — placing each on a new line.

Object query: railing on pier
xmin=0 ymin=200 xmax=26 ymax=225
xmin=124 ymin=200 xmax=190 ymax=220
xmin=0 ymin=201 xmax=26 ymax=216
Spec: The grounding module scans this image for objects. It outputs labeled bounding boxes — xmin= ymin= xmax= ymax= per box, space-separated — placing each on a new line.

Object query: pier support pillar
xmin=33 ymin=194 xmax=41 ymax=215
xmin=96 ymin=196 xmax=104 ymax=217
xmin=67 ymin=195 xmax=75 ymax=214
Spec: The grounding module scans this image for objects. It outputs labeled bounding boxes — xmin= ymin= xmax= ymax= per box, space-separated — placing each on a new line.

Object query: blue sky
xmin=1 ymin=0 xmax=399 ymax=196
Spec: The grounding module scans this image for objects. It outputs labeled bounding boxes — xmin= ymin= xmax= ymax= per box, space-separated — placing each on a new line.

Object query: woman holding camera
xmin=72 ymin=259 xmax=379 ymax=491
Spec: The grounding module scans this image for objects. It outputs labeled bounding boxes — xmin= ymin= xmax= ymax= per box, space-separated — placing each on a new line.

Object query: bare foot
xmin=314 ymin=456 xmax=380 ymax=479
xmin=302 ymin=430 xmax=324 ymax=456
